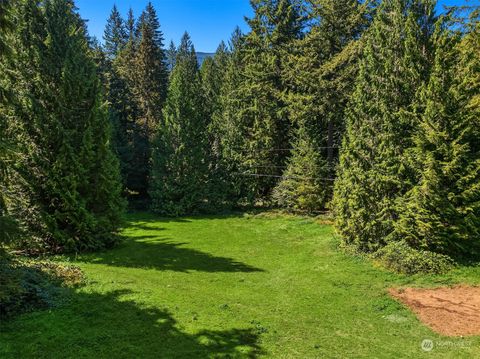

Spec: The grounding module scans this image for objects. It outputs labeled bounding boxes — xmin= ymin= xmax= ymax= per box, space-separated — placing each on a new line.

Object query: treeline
xmin=0 ymin=0 xmax=125 ymax=254
xmin=0 ymin=0 xmax=479 ymax=265
xmin=102 ymin=0 xmax=372 ymax=215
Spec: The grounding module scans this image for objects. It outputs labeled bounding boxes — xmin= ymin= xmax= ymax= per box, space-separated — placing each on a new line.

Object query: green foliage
xmin=372 ymin=240 xmax=454 ymax=275
xmin=3 ymin=0 xmax=124 ymax=253
xmin=104 ymin=3 xmax=168 ymax=205
xmin=2 ymin=0 xmax=479 ymax=277
xmin=394 ymin=18 xmax=480 ymax=257
xmin=279 ymin=0 xmax=369 ymax=211
xmin=219 ymin=0 xmax=303 ymax=204
xmin=333 ymin=0 xmax=435 ymax=252
xmin=213 ymin=27 xmax=248 ymax=203
xmin=0 ymin=0 xmax=13 ymax=57
xmin=0 ymin=0 xmax=18 ymax=248
xmin=201 ymin=42 xmax=233 ymax=210
xmin=103 ymin=4 xmax=127 ymax=59
xmin=166 ymin=40 xmax=177 ymax=72
xmin=273 ymin=124 xmax=330 ymax=213
xmin=150 ymin=33 xmax=211 ymax=216
xmin=0 ymin=256 xmax=84 ymax=318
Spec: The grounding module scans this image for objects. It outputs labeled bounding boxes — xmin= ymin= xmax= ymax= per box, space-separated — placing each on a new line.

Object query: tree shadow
xmin=77 ymin=238 xmax=264 ymax=273
xmin=0 ymin=289 xmax=264 ymax=358
xmin=124 ymin=212 xmax=249 ymax=229
xmin=75 ymin=213 xmax=264 ymax=273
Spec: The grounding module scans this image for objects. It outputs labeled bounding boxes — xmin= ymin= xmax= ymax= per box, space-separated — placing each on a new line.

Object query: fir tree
xmin=394 ymin=17 xmax=480 ymax=257
xmin=108 ymin=8 xmax=139 ymax=200
xmin=231 ymin=0 xmax=303 ymax=203
xmin=272 ymin=122 xmax=330 ymax=213
xmin=212 ymin=27 xmax=248 ymax=204
xmin=201 ymin=41 xmax=231 ymax=209
xmin=4 ymin=0 xmax=124 ymax=253
xmin=166 ymin=40 xmax=177 ymax=72
xmin=333 ymin=0 xmax=436 ymax=252
xmin=128 ymin=2 xmax=168 ymax=203
xmin=103 ymin=5 xmax=127 ymax=59
xmin=150 ymin=33 xmax=210 ymax=216
xmin=126 ymin=7 xmax=135 ymax=40
xmin=276 ymin=0 xmax=369 ymax=211
xmin=0 ymin=0 xmax=18 ymax=249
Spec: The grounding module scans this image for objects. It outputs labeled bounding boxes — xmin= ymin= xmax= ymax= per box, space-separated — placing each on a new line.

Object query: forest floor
xmin=1 ymin=212 xmax=480 ymax=358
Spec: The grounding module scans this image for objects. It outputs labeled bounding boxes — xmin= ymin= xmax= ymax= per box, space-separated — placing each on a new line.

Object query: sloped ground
xmin=1 ymin=212 xmax=479 ymax=358
xmin=390 ymin=286 xmax=480 ymax=337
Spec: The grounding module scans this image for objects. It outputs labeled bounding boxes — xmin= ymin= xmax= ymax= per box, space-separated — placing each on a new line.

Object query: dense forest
xmin=0 ymin=0 xmax=479 ymax=271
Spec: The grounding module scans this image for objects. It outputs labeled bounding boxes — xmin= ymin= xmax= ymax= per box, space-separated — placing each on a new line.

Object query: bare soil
xmin=390 ymin=286 xmax=480 ymax=337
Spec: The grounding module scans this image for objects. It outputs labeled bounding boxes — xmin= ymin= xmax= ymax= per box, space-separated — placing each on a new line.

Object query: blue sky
xmin=76 ymin=0 xmax=472 ymax=53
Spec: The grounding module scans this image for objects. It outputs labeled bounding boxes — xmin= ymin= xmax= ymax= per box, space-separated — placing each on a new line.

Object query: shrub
xmin=372 ymin=241 xmax=454 ymax=275
xmin=0 ymin=258 xmax=84 ymax=318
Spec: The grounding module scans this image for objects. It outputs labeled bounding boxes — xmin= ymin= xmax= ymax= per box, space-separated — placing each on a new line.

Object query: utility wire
xmin=229 ymin=147 xmax=340 ymax=152
xmin=243 ymin=165 xmax=337 ymax=170
xmin=233 ymin=172 xmax=336 ymax=181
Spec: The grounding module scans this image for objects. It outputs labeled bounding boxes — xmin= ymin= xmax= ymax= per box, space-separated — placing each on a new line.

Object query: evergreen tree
xmin=0 ymin=0 xmax=14 ymax=104
xmin=0 ymin=0 xmax=18 ymax=249
xmin=201 ymin=41 xmax=231 ymax=209
xmin=128 ymin=2 xmax=168 ymax=203
xmin=166 ymin=40 xmax=177 ymax=72
xmin=4 ymin=0 xmax=124 ymax=253
xmin=150 ymin=33 xmax=210 ymax=216
xmin=333 ymin=0 xmax=436 ymax=252
xmin=276 ymin=0 xmax=370 ymax=211
xmin=394 ymin=17 xmax=480 ymax=257
xmin=229 ymin=0 xmax=304 ymax=203
xmin=202 ymin=42 xmax=229 ymax=134
xmin=272 ymin=122 xmax=330 ymax=213
xmin=126 ymin=7 xmax=135 ymax=39
xmin=103 ymin=4 xmax=127 ymax=59
xmin=212 ymin=27 xmax=248 ymax=204
xmin=107 ymin=8 xmax=139 ymax=201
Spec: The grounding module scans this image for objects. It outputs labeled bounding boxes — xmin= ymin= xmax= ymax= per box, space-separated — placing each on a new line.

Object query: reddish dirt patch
xmin=389 ymin=286 xmax=480 ymax=337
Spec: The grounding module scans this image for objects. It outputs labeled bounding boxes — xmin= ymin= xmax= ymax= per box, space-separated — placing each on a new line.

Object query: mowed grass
xmin=1 ymin=213 xmax=480 ymax=358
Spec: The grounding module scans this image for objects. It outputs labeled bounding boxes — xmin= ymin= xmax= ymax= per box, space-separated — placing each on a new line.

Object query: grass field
xmin=1 ymin=212 xmax=479 ymax=358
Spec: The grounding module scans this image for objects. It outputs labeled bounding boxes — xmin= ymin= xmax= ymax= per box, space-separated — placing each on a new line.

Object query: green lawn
xmin=1 ymin=212 xmax=479 ymax=358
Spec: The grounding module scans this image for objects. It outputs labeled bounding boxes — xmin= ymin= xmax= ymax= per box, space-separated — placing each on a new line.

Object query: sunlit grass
xmin=1 ymin=212 xmax=479 ymax=358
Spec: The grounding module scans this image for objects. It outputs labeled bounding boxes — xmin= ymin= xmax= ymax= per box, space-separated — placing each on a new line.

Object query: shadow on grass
xmin=124 ymin=211 xmax=248 ymax=228
xmin=0 ymin=289 xmax=264 ymax=358
xmin=72 ymin=213 xmax=264 ymax=273
xmin=77 ymin=238 xmax=263 ymax=273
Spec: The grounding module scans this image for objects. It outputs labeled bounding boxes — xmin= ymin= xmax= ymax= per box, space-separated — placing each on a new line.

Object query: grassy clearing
xmin=1 ymin=212 xmax=479 ymax=358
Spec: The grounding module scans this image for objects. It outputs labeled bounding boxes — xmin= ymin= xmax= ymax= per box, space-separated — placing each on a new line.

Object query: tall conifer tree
xmin=394 ymin=17 xmax=480 ymax=256
xmin=275 ymin=0 xmax=369 ymax=212
xmin=333 ymin=0 xmax=436 ymax=251
xmin=166 ymin=40 xmax=177 ymax=72
xmin=109 ymin=8 xmax=140 ymax=200
xmin=0 ymin=0 xmax=18 ymax=248
xmin=103 ymin=5 xmax=127 ymax=59
xmin=231 ymin=0 xmax=303 ymax=203
xmin=4 ymin=0 xmax=124 ymax=253
xmin=150 ymin=33 xmax=210 ymax=215
xmin=128 ymin=2 xmax=168 ymax=203
xmin=212 ymin=28 xmax=248 ymax=204
xmin=201 ymin=42 xmax=232 ymax=209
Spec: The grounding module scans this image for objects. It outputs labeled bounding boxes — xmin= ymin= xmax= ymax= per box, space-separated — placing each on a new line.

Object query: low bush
xmin=372 ymin=241 xmax=454 ymax=275
xmin=0 ymin=257 xmax=84 ymax=318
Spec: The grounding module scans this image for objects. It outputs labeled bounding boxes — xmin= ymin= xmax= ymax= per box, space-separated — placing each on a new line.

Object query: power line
xmin=233 ymin=172 xmax=336 ymax=182
xmin=229 ymin=147 xmax=340 ymax=152
xmin=242 ymin=165 xmax=337 ymax=171
xmin=243 ymin=165 xmax=337 ymax=169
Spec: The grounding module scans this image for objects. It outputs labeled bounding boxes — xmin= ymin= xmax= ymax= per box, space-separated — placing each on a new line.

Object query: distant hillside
xmin=196 ymin=52 xmax=215 ymax=66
